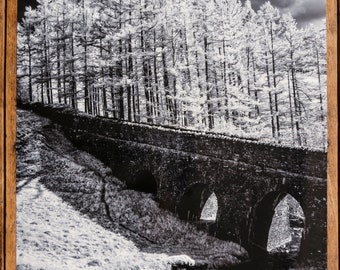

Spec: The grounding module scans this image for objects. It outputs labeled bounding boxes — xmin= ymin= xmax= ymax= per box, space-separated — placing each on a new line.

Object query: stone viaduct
xmin=21 ymin=103 xmax=327 ymax=266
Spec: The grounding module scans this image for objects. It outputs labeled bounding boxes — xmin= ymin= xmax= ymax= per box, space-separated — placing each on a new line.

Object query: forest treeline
xmin=17 ymin=0 xmax=327 ymax=150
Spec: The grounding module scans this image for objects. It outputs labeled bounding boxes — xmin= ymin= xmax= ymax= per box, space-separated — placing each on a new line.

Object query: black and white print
xmin=16 ymin=0 xmax=327 ymax=269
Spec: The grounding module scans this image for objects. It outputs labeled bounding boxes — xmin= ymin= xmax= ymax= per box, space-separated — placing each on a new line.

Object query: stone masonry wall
xmin=20 ymin=102 xmax=326 ymax=180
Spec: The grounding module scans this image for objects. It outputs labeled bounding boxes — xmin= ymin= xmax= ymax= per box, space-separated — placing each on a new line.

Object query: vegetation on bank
xmin=17 ymin=109 xmax=248 ymax=269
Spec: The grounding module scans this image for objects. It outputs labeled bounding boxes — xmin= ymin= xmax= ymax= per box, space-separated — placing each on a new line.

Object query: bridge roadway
xmin=21 ymin=102 xmax=327 ymax=266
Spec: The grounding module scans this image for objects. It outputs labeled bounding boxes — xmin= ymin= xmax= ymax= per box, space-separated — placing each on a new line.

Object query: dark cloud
xmin=271 ymin=0 xmax=295 ymax=8
xmin=246 ymin=0 xmax=294 ymax=9
xmin=245 ymin=0 xmax=326 ymax=26
xmin=18 ymin=0 xmax=38 ymax=22
xmin=246 ymin=0 xmax=265 ymax=10
xmin=18 ymin=0 xmax=326 ymax=27
xmin=282 ymin=0 xmax=326 ymax=23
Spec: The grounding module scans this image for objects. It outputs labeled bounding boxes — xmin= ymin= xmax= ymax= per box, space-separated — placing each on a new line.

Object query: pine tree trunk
xmin=27 ymin=31 xmax=33 ymax=102
xmin=56 ymin=30 xmax=62 ymax=104
xmin=171 ymin=28 xmax=178 ymax=124
xmin=161 ymin=26 xmax=173 ymax=122
xmin=222 ymin=39 xmax=229 ymax=122
xmin=252 ymin=54 xmax=259 ymax=116
xmin=141 ymin=29 xmax=152 ymax=123
xmin=287 ymin=70 xmax=295 ymax=145
xmin=70 ymin=22 xmax=77 ymax=109
xmin=126 ymin=38 xmax=132 ymax=122
xmin=118 ymin=43 xmax=124 ymax=119
xmin=315 ymin=48 xmax=324 ymax=121
xmin=84 ymin=34 xmax=89 ymax=114
xmin=270 ymin=23 xmax=280 ymax=141
xmin=265 ymin=51 xmax=275 ymax=138
xmin=153 ymin=29 xmax=160 ymax=120
xmin=43 ymin=18 xmax=51 ymax=104
xmin=204 ymin=36 xmax=213 ymax=129
xmin=109 ymin=66 xmax=117 ymax=119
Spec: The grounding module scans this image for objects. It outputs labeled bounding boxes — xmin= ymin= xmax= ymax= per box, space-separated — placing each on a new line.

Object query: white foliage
xmin=17 ymin=0 xmax=327 ymax=150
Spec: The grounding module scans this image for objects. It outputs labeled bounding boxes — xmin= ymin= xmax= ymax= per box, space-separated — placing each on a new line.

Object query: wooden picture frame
xmin=0 ymin=0 xmax=338 ymax=269
xmin=1 ymin=0 xmax=17 ymax=269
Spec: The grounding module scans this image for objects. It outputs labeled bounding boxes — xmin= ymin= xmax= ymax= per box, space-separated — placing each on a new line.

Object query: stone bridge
xmin=20 ymin=103 xmax=327 ymax=266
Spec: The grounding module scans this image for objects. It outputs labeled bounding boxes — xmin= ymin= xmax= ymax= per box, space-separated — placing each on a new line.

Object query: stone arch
xmin=177 ymin=183 xmax=216 ymax=221
xmin=248 ymin=191 xmax=305 ymax=259
xmin=130 ymin=170 xmax=157 ymax=195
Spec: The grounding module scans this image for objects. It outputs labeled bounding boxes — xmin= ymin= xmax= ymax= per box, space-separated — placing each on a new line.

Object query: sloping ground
xmin=17 ymin=178 xmax=194 ymax=270
xmin=16 ymin=109 xmax=248 ymax=270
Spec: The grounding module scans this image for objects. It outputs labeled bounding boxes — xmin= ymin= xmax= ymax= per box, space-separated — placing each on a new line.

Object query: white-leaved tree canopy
xmin=17 ymin=0 xmax=327 ymax=150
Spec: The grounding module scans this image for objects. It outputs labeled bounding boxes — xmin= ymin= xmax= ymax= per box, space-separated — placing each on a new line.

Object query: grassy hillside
xmin=16 ymin=109 xmax=248 ymax=269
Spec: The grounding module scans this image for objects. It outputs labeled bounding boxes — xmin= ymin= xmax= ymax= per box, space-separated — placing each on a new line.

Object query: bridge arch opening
xmin=250 ymin=192 xmax=305 ymax=267
xmin=200 ymin=193 xmax=218 ymax=221
xmin=177 ymin=183 xmax=218 ymax=222
xmin=267 ymin=194 xmax=305 ymax=254
xmin=130 ymin=170 xmax=157 ymax=195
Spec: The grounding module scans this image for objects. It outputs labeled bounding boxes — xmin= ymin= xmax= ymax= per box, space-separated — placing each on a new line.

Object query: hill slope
xmin=16 ymin=109 xmax=248 ymax=270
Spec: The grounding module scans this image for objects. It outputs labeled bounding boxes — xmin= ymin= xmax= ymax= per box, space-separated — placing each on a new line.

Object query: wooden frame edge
xmin=326 ymin=0 xmax=339 ymax=269
xmin=6 ymin=0 xmax=17 ymax=268
xmin=0 ymin=0 xmax=6 ymax=267
xmin=1 ymin=0 xmax=17 ymax=269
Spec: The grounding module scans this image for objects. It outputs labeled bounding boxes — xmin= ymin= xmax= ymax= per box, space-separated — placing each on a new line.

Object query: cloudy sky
xmin=247 ymin=0 xmax=326 ymax=28
xmin=18 ymin=0 xmax=326 ymax=28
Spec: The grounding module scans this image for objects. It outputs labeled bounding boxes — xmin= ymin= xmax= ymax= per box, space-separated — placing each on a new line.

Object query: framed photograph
xmin=1 ymin=0 xmax=338 ymax=269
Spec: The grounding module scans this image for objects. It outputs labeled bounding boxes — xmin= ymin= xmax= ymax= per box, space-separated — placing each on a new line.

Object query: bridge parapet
xmin=21 ymin=102 xmax=326 ymax=179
